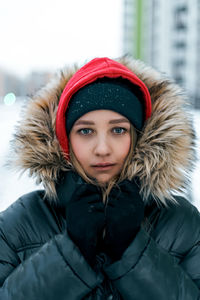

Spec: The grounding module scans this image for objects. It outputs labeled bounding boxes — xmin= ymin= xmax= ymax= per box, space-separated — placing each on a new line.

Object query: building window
xmin=173 ymin=41 xmax=187 ymax=49
xmin=174 ymin=5 xmax=188 ymax=31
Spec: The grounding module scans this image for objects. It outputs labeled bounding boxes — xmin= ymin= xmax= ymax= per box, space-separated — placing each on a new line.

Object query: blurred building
xmin=24 ymin=71 xmax=53 ymax=97
xmin=123 ymin=0 xmax=200 ymax=108
xmin=0 ymin=69 xmax=52 ymax=102
xmin=0 ymin=69 xmax=22 ymax=99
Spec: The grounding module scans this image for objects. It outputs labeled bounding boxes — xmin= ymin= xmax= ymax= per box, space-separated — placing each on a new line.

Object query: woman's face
xmin=70 ymin=110 xmax=132 ymax=185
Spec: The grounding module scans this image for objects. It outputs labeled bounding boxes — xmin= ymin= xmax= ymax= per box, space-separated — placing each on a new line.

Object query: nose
xmin=93 ymin=134 xmax=112 ymax=156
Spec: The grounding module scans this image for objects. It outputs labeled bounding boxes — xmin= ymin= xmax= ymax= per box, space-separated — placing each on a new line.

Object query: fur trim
xmin=9 ymin=57 xmax=196 ymax=205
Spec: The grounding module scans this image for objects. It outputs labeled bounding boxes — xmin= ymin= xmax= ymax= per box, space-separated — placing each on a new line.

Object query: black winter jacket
xmin=2 ymin=57 xmax=199 ymax=299
xmin=0 ymin=190 xmax=200 ymax=299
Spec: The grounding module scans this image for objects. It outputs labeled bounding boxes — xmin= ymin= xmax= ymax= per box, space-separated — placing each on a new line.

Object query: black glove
xmin=56 ymin=170 xmax=86 ymax=207
xmin=65 ymin=181 xmax=105 ymax=267
xmin=103 ymin=179 xmax=144 ymax=262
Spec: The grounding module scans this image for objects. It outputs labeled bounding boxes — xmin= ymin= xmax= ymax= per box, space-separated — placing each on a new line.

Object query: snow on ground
xmin=0 ymin=101 xmax=39 ymax=211
xmin=0 ymin=102 xmax=199 ymax=211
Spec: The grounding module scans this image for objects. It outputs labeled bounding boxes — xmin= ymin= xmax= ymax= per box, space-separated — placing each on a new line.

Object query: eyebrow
xmin=74 ymin=118 xmax=130 ymax=126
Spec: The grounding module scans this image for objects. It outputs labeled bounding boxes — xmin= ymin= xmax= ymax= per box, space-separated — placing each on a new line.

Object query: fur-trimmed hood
xmin=10 ymin=57 xmax=195 ymax=206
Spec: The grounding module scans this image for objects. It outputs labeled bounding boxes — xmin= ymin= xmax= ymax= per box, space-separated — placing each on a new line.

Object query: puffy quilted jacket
xmin=0 ymin=189 xmax=199 ymax=299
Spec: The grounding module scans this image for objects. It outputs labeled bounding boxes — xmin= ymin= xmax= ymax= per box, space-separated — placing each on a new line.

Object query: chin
xmin=96 ymin=174 xmax=118 ymax=186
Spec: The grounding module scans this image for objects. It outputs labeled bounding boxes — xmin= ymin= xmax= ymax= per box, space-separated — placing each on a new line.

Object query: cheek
xmin=70 ymin=138 xmax=89 ymax=164
xmin=118 ymin=136 xmax=131 ymax=160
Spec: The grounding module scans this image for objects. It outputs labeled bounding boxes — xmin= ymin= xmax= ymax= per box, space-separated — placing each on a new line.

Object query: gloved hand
xmin=103 ymin=179 xmax=144 ymax=262
xmin=56 ymin=170 xmax=87 ymax=207
xmin=65 ymin=181 xmax=105 ymax=267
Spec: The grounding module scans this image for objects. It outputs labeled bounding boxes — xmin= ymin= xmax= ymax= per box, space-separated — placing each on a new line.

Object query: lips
xmin=91 ymin=163 xmax=116 ymax=171
xmin=92 ymin=163 xmax=115 ymax=167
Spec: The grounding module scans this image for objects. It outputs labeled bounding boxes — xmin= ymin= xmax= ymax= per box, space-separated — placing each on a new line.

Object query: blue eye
xmin=77 ymin=127 xmax=128 ymax=136
xmin=78 ymin=128 xmax=93 ymax=135
xmin=113 ymin=127 xmax=127 ymax=134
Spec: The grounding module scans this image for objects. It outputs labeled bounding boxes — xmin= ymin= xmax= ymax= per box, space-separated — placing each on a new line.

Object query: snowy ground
xmin=0 ymin=101 xmax=199 ymax=212
xmin=0 ymin=101 xmax=40 ymax=211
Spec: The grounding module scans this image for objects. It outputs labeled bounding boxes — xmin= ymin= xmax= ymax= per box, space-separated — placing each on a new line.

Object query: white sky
xmin=0 ymin=0 xmax=123 ymax=77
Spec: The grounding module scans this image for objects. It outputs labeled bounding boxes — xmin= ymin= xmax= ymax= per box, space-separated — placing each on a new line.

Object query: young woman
xmin=0 ymin=57 xmax=199 ymax=299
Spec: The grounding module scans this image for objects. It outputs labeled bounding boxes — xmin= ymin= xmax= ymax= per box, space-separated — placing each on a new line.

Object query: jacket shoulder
xmin=164 ymin=197 xmax=200 ymax=225
xmin=152 ymin=197 xmax=200 ymax=256
xmin=0 ymin=190 xmax=65 ymax=251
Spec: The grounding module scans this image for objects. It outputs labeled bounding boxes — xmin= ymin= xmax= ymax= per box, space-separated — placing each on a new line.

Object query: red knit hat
xmin=56 ymin=57 xmax=152 ymax=157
